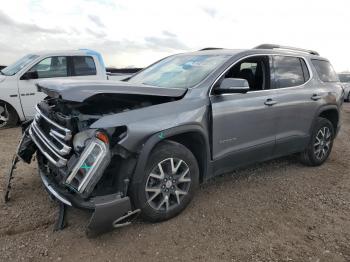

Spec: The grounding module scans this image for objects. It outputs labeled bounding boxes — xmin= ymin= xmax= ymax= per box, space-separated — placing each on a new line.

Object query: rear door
xmin=18 ymin=56 xmax=69 ymax=118
xmin=270 ymin=55 xmax=321 ymax=156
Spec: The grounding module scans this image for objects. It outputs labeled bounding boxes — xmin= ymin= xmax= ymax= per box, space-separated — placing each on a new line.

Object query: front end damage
xmin=4 ymin=80 xmax=187 ymax=236
xmin=8 ymin=99 xmax=143 ymax=236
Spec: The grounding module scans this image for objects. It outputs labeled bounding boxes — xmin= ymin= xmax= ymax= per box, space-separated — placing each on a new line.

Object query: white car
xmin=338 ymin=73 xmax=350 ymax=102
xmin=0 ymin=49 xmax=130 ymax=128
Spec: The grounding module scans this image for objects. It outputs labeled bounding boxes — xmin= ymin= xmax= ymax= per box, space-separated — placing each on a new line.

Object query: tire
xmin=300 ymin=117 xmax=334 ymax=166
xmin=130 ymin=140 xmax=199 ymax=222
xmin=0 ymin=102 xmax=18 ymax=129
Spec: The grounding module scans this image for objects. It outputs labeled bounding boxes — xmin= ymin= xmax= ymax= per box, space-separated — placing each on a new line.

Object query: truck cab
xmin=0 ymin=49 xmax=109 ymax=128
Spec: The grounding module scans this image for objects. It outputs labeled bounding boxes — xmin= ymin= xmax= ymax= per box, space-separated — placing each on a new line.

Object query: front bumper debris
xmin=5 ymin=125 xmax=140 ymax=237
xmin=4 ymin=129 xmax=36 ymax=202
xmin=39 ymin=169 xmax=140 ymax=237
xmin=86 ymin=194 xmax=140 ymax=237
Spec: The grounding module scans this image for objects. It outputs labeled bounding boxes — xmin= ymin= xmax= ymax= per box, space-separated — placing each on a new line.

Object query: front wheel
xmin=300 ymin=117 xmax=334 ymax=166
xmin=0 ymin=102 xmax=18 ymax=129
xmin=131 ymin=140 xmax=199 ymax=222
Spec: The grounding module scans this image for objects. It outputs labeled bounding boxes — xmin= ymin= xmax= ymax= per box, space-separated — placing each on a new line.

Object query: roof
xmin=29 ymin=49 xmax=101 ymax=57
xmin=186 ymin=45 xmax=324 ymax=59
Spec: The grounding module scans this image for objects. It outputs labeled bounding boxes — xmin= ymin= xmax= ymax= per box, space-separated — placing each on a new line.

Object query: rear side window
xmin=311 ymin=59 xmax=338 ymax=82
xmin=72 ymin=56 xmax=97 ymax=76
xmin=273 ymin=56 xmax=309 ymax=88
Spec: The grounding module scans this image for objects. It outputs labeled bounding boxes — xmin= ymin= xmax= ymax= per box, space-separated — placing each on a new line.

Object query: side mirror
xmin=21 ymin=71 xmax=38 ymax=80
xmin=216 ymin=78 xmax=249 ymax=94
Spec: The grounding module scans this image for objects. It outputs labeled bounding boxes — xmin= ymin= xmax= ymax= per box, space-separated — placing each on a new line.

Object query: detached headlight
xmin=66 ymin=130 xmax=111 ymax=196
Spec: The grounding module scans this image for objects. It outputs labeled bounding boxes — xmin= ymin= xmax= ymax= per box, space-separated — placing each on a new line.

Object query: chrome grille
xmin=30 ymin=105 xmax=72 ymax=167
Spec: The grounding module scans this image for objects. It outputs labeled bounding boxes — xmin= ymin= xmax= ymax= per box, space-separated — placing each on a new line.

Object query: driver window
xmin=215 ymin=56 xmax=270 ymax=91
xmin=29 ymin=56 xmax=68 ymax=79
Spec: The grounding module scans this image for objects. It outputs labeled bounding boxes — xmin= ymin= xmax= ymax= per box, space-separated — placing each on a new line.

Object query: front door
xmin=210 ymin=55 xmax=278 ymax=175
xmin=18 ymin=56 xmax=68 ymax=118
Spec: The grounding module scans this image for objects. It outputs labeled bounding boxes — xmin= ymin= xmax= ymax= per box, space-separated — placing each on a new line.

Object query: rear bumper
xmin=39 ymin=168 xmax=134 ymax=236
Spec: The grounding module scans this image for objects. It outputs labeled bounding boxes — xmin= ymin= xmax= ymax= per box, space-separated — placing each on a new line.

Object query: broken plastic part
xmin=54 ymin=202 xmax=67 ymax=231
xmin=4 ymin=154 xmax=19 ymax=203
xmin=86 ymin=195 xmax=138 ymax=237
xmin=4 ymin=130 xmax=35 ymax=203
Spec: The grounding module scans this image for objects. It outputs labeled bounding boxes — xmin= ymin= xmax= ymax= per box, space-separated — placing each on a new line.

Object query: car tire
xmin=0 ymin=102 xmax=18 ymax=129
xmin=300 ymin=117 xmax=334 ymax=166
xmin=130 ymin=140 xmax=199 ymax=222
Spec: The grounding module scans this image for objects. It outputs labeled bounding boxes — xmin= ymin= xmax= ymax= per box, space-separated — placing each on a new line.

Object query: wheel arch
xmin=0 ymin=99 xmax=21 ymax=125
xmin=317 ymin=106 xmax=339 ymax=133
xmin=132 ymin=125 xmax=211 ymax=184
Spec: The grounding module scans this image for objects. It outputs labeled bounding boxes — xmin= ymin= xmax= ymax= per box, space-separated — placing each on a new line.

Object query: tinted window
xmin=72 ymin=56 xmax=97 ymax=76
xmin=30 ymin=56 xmax=67 ymax=78
xmin=274 ymin=56 xmax=306 ymax=88
xmin=240 ymin=62 xmax=257 ymax=73
xmin=311 ymin=59 xmax=338 ymax=82
xmin=338 ymin=74 xmax=350 ymax=83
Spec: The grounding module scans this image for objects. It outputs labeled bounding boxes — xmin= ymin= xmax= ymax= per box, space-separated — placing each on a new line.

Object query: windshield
xmin=128 ymin=54 xmax=231 ymax=88
xmin=338 ymin=74 xmax=350 ymax=83
xmin=1 ymin=54 xmax=39 ymax=76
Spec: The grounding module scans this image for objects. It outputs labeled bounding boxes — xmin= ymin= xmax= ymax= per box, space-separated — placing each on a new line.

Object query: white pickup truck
xmin=0 ymin=49 xmax=130 ymax=128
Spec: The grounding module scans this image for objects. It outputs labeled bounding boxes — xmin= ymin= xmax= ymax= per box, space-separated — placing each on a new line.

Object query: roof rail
xmin=199 ymin=47 xmax=223 ymax=51
xmin=254 ymin=44 xmax=319 ymax=56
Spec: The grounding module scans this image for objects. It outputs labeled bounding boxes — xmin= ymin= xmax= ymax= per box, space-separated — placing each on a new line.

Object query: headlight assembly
xmin=66 ymin=130 xmax=111 ymax=196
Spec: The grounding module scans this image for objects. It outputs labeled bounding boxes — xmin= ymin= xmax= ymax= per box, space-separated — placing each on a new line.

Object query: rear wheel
xmin=0 ymin=102 xmax=18 ymax=129
xmin=300 ymin=117 xmax=334 ymax=166
xmin=131 ymin=140 xmax=199 ymax=222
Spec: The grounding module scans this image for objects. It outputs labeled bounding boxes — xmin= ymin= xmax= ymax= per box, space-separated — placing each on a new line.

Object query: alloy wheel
xmin=314 ymin=126 xmax=332 ymax=161
xmin=145 ymin=158 xmax=191 ymax=212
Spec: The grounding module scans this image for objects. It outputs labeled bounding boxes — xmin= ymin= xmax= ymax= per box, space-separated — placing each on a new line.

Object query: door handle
xmin=311 ymin=94 xmax=322 ymax=101
xmin=264 ymin=98 xmax=277 ymax=106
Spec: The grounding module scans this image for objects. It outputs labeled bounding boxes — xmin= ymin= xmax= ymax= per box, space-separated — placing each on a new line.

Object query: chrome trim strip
xmin=29 ymin=127 xmax=67 ymax=167
xmin=35 ymin=104 xmax=72 ymax=140
xmin=50 ymin=130 xmax=65 ymax=140
xmin=32 ymin=121 xmax=71 ymax=155
xmin=40 ymin=172 xmax=72 ymax=206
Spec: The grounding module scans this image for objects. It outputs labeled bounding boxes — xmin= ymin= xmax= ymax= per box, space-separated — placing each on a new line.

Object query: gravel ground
xmin=0 ymin=104 xmax=349 ymax=262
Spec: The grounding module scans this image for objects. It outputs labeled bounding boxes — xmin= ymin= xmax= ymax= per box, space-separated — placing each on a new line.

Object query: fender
xmin=132 ymin=124 xmax=212 ymax=184
xmin=309 ymin=104 xmax=340 ymax=136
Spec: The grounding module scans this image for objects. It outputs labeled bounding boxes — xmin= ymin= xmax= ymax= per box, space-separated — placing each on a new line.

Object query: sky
xmin=0 ymin=0 xmax=349 ymax=71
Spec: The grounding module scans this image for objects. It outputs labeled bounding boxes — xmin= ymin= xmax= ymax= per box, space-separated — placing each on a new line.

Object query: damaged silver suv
xmin=5 ymin=44 xmax=344 ymax=236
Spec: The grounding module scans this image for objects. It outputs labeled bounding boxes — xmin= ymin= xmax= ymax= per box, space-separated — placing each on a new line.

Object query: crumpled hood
xmin=36 ymin=79 xmax=187 ymax=102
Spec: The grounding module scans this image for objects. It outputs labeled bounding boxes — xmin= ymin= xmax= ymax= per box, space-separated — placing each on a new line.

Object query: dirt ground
xmin=0 ymin=105 xmax=349 ymax=262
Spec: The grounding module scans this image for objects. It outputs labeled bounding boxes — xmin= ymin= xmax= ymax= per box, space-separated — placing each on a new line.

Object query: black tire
xmin=300 ymin=117 xmax=334 ymax=166
xmin=130 ymin=140 xmax=199 ymax=222
xmin=0 ymin=102 xmax=18 ymax=129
